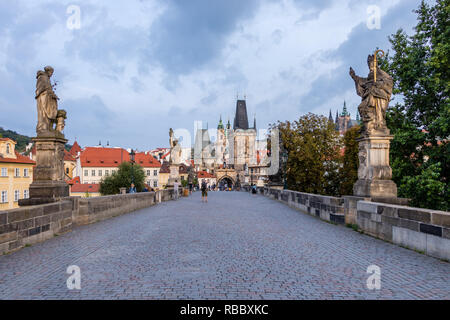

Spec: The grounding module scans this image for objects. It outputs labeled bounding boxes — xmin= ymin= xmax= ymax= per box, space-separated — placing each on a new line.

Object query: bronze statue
xmin=35 ymin=66 xmax=66 ymax=135
xmin=349 ymin=51 xmax=393 ymax=136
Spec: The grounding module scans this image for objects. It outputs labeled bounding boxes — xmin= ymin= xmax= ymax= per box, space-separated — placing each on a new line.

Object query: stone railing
xmin=0 ymin=188 xmax=183 ymax=255
xmin=245 ymin=186 xmax=345 ymax=225
xmin=357 ymin=201 xmax=449 ymax=260
xmin=246 ymin=186 xmax=450 ymax=261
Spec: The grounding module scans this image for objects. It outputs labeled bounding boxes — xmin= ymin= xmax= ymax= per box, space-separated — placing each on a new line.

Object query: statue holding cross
xmin=349 ymin=50 xmax=393 ymax=136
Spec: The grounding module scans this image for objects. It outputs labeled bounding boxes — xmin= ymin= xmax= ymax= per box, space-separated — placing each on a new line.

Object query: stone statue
xmin=20 ymin=66 xmax=69 ymax=206
xmin=349 ymin=53 xmax=393 ymax=136
xmin=350 ymin=51 xmax=397 ymax=198
xmin=169 ymin=128 xmax=181 ymax=165
xmin=35 ymin=66 xmax=66 ymax=135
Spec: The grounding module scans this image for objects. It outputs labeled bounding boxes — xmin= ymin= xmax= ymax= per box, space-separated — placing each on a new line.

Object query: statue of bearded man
xmin=36 ymin=66 xmax=59 ymax=134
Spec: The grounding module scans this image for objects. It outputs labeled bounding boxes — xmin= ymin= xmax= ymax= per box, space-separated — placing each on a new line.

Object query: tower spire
xmin=329 ymin=109 xmax=333 ymax=122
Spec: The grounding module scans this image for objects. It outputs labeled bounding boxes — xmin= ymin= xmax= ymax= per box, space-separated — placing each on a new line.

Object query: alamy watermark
xmin=66 ymin=5 xmax=81 ymax=30
xmin=366 ymin=264 xmax=381 ymax=290
xmin=366 ymin=5 xmax=381 ymax=30
xmin=66 ymin=265 xmax=81 ymax=290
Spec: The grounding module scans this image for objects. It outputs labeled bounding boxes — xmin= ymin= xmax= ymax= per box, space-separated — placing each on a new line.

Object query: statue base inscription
xmin=19 ymin=133 xmax=69 ymax=206
xmin=353 ymin=135 xmax=397 ymax=198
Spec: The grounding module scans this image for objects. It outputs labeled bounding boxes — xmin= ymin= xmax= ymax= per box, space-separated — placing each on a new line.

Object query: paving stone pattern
xmin=0 ymin=192 xmax=449 ymax=299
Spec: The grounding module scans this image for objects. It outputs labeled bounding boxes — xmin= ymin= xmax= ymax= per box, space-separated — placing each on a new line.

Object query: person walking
xmin=201 ymin=180 xmax=208 ymax=203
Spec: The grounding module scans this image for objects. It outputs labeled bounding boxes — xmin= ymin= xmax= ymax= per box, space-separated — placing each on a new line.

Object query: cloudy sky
xmin=0 ymin=0 xmax=424 ymax=150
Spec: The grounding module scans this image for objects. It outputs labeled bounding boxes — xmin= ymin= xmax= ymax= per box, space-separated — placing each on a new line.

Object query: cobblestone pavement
xmin=0 ymin=192 xmax=449 ymax=300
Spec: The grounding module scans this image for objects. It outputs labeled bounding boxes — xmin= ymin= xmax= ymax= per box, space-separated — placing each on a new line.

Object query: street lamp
xmin=129 ymin=149 xmax=135 ymax=187
xmin=281 ymin=149 xmax=288 ymax=190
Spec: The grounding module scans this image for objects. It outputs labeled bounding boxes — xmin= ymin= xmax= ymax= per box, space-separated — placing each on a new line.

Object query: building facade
xmin=79 ymin=147 xmax=161 ymax=188
xmin=0 ymin=138 xmax=35 ymax=210
xmin=330 ymin=101 xmax=360 ymax=135
xmin=193 ymin=98 xmax=269 ymax=187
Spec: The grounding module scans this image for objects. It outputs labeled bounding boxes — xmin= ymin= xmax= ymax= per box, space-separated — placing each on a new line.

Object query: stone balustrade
xmin=246 ymin=186 xmax=450 ymax=260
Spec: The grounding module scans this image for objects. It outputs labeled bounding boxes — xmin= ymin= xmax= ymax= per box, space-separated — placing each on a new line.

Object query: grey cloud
xmin=145 ymin=0 xmax=261 ymax=75
xmin=297 ymin=0 xmax=420 ymax=115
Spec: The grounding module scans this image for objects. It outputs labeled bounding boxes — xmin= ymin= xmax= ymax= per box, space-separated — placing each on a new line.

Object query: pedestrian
xmin=129 ymin=183 xmax=137 ymax=194
xmin=201 ymin=180 xmax=208 ymax=203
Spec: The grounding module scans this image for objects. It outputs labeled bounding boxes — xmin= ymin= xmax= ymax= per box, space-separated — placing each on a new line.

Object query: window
xmin=1 ymin=168 xmax=7 ymax=177
xmin=105 ymin=170 xmax=109 ymax=176
xmin=153 ymin=180 xmax=158 ymax=187
xmin=24 ymin=168 xmax=29 ymax=177
xmin=147 ymin=170 xmax=151 ymax=176
xmin=181 ymin=176 xmax=185 ymax=181
xmin=66 ymin=168 xmax=69 ymax=174
xmin=6 ymin=144 xmax=10 ymax=154
xmin=84 ymin=170 xmax=88 ymax=177
xmin=14 ymin=190 xmax=20 ymax=202
xmin=91 ymin=170 xmax=96 ymax=176
xmin=1 ymin=191 xmax=7 ymax=203
xmin=24 ymin=190 xmax=29 ymax=199
xmin=98 ymin=170 xmax=102 ymax=177
xmin=153 ymin=170 xmax=158 ymax=176
xmin=15 ymin=168 xmax=20 ymax=177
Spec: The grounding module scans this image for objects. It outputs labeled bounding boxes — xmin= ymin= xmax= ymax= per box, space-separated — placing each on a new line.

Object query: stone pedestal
xmin=167 ymin=164 xmax=180 ymax=187
xmin=353 ymin=135 xmax=397 ymax=198
xmin=19 ymin=132 xmax=69 ymax=206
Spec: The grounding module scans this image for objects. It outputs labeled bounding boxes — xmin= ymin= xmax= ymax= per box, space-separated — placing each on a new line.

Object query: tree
xmin=99 ymin=162 xmax=146 ymax=195
xmin=339 ymin=125 xmax=360 ymax=196
xmin=382 ymin=0 xmax=449 ymax=210
xmin=276 ymin=113 xmax=343 ymax=196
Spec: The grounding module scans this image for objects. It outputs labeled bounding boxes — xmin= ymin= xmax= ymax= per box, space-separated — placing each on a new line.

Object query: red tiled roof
xmin=70 ymin=141 xmax=82 ymax=155
xmin=197 ymin=171 xmax=215 ymax=178
xmin=67 ymin=176 xmax=81 ymax=185
xmin=159 ymin=161 xmax=170 ymax=173
xmin=64 ymin=150 xmax=77 ymax=161
xmin=161 ymin=151 xmax=170 ymax=160
xmin=0 ymin=151 xmax=35 ymax=164
xmin=71 ymin=183 xmax=100 ymax=193
xmin=80 ymin=147 xmax=161 ymax=168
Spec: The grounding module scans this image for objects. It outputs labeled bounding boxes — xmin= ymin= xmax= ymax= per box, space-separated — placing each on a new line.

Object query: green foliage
xmin=398 ymin=162 xmax=447 ymax=211
xmin=99 ymin=162 xmax=146 ymax=195
xmin=339 ymin=126 xmax=360 ymax=195
xmin=0 ymin=127 xmax=32 ymax=153
xmin=383 ymin=0 xmax=449 ymax=210
xmin=277 ymin=113 xmax=343 ymax=196
xmin=181 ymin=179 xmax=188 ymax=188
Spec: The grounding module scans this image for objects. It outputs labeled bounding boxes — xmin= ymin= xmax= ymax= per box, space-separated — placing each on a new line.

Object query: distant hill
xmin=0 ymin=127 xmax=32 ymax=153
xmin=0 ymin=127 xmax=72 ymax=153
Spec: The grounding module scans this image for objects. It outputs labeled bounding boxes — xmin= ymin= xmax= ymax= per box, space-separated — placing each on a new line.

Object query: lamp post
xmin=129 ymin=149 xmax=135 ymax=187
xmin=281 ymin=149 xmax=288 ymax=190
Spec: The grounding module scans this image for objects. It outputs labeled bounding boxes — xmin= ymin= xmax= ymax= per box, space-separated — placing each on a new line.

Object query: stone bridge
xmin=0 ymin=190 xmax=449 ymax=299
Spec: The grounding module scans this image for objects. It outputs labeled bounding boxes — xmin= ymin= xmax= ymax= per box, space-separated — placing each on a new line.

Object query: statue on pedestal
xmin=349 ymin=51 xmax=397 ymax=198
xmin=349 ymin=51 xmax=393 ymax=136
xmin=20 ymin=66 xmax=69 ymax=206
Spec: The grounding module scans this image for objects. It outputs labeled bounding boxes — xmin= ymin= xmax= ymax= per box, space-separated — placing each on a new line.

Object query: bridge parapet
xmin=245 ymin=186 xmax=450 ymax=260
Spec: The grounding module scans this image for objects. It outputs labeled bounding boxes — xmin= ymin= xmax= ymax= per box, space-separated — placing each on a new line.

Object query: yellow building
xmin=0 ymin=138 xmax=35 ymax=210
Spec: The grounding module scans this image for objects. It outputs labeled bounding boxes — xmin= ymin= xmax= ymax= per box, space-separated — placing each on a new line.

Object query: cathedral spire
xmin=329 ymin=109 xmax=333 ymax=122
